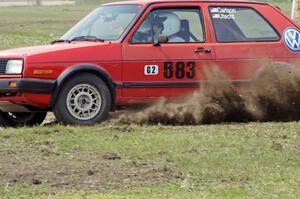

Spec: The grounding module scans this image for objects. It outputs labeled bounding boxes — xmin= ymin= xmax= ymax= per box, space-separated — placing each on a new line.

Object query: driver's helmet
xmin=138 ymin=18 xmax=152 ymax=34
xmin=156 ymin=12 xmax=181 ymax=36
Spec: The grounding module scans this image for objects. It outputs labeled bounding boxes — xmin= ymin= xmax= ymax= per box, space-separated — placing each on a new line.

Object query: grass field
xmin=1 ymin=123 xmax=300 ymax=198
xmin=0 ymin=1 xmax=299 ymax=199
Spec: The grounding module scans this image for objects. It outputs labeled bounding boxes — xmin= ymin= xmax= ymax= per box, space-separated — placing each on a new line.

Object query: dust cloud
xmin=117 ymin=61 xmax=300 ymax=125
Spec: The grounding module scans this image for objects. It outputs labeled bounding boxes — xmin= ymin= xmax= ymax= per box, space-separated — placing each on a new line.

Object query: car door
xmin=206 ymin=3 xmax=286 ymax=82
xmin=121 ymin=3 xmax=216 ymax=102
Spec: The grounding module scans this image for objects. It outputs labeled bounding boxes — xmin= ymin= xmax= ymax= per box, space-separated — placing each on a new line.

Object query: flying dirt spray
xmin=117 ymin=62 xmax=300 ymax=125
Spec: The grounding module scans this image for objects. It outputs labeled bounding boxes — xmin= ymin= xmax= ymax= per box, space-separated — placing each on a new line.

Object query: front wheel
xmin=53 ymin=73 xmax=111 ymax=125
xmin=0 ymin=112 xmax=47 ymax=127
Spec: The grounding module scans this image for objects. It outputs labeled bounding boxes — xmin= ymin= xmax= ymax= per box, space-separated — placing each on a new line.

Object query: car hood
xmin=0 ymin=42 xmax=121 ymax=63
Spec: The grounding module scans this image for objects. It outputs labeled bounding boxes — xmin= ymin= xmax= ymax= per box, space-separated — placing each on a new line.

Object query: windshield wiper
xmin=51 ymin=39 xmax=71 ymax=44
xmin=51 ymin=36 xmax=104 ymax=44
xmin=70 ymin=36 xmax=105 ymax=42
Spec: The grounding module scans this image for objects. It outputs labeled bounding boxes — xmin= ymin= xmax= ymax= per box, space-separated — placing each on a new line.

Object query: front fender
xmin=50 ymin=64 xmax=116 ymax=110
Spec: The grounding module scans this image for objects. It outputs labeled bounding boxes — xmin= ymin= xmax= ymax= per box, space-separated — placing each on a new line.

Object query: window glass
xmin=209 ymin=6 xmax=280 ymax=42
xmin=131 ymin=8 xmax=205 ymax=44
xmin=62 ymin=5 xmax=141 ymax=41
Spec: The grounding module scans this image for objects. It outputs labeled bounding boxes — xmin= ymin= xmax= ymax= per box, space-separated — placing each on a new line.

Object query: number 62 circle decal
xmin=144 ymin=65 xmax=159 ymax=75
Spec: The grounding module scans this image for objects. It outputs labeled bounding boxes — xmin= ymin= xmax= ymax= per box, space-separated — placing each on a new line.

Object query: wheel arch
xmin=50 ymin=64 xmax=116 ymax=111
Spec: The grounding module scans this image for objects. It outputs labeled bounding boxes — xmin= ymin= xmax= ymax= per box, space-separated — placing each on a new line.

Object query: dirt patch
xmin=117 ymin=63 xmax=300 ymax=125
xmin=0 ymin=144 xmax=180 ymax=192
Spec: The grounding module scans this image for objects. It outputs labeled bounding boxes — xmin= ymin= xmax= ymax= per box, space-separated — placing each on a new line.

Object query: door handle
xmin=194 ymin=47 xmax=211 ymax=53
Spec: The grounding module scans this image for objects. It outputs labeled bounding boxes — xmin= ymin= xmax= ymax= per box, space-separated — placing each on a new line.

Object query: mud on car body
xmin=0 ymin=0 xmax=299 ymax=126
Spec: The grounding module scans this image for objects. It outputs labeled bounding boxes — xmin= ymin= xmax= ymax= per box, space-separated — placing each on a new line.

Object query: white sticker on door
xmin=144 ymin=65 xmax=159 ymax=75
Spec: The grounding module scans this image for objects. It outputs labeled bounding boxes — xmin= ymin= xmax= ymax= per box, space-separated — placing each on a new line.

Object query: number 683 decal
xmin=164 ymin=61 xmax=196 ymax=79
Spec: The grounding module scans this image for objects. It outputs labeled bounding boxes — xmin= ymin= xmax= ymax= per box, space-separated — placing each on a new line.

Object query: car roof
xmin=104 ymin=0 xmax=269 ymax=6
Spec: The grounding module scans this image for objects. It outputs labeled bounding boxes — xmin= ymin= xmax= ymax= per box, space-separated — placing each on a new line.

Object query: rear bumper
xmin=0 ymin=78 xmax=56 ymax=94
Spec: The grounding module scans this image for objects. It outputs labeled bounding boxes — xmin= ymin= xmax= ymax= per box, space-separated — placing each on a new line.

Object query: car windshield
xmin=61 ymin=5 xmax=142 ymax=41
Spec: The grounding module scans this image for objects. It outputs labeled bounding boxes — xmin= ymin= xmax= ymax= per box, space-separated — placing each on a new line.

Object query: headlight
xmin=5 ymin=60 xmax=23 ymax=74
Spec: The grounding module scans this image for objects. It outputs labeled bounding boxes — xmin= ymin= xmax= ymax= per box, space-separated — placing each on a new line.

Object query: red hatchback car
xmin=0 ymin=0 xmax=299 ymax=126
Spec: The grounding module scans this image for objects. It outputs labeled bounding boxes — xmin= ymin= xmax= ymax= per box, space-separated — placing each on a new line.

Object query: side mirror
xmin=153 ymin=35 xmax=168 ymax=46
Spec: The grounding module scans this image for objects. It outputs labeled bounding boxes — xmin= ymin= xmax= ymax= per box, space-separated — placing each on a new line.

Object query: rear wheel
xmin=0 ymin=112 xmax=47 ymax=127
xmin=53 ymin=73 xmax=111 ymax=125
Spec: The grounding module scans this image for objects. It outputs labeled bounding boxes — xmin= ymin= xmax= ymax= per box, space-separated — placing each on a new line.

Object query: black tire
xmin=0 ymin=112 xmax=47 ymax=127
xmin=53 ymin=73 xmax=111 ymax=125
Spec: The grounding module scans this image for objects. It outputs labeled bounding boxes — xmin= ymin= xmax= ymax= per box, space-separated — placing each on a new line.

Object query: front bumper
xmin=0 ymin=78 xmax=56 ymax=94
xmin=0 ymin=78 xmax=56 ymax=112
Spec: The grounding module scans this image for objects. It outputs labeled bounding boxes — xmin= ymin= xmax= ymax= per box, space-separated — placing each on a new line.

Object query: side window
xmin=209 ymin=6 xmax=280 ymax=42
xmin=131 ymin=8 xmax=205 ymax=44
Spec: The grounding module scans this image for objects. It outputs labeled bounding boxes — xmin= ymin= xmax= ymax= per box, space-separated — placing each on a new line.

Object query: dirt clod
xmin=3 ymin=135 xmax=11 ymax=139
xmin=272 ymin=141 xmax=283 ymax=151
xmin=32 ymin=179 xmax=42 ymax=185
xmin=87 ymin=170 xmax=96 ymax=176
xmin=103 ymin=152 xmax=121 ymax=160
xmin=9 ymin=179 xmax=18 ymax=184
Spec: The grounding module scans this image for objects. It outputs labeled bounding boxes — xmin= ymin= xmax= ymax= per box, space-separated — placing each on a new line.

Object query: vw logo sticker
xmin=284 ymin=27 xmax=300 ymax=52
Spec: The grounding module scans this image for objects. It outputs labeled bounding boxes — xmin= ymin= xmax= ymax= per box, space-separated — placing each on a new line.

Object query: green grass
xmin=0 ymin=122 xmax=299 ymax=198
xmin=0 ymin=1 xmax=299 ymax=198
xmin=0 ymin=5 xmax=95 ymax=50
